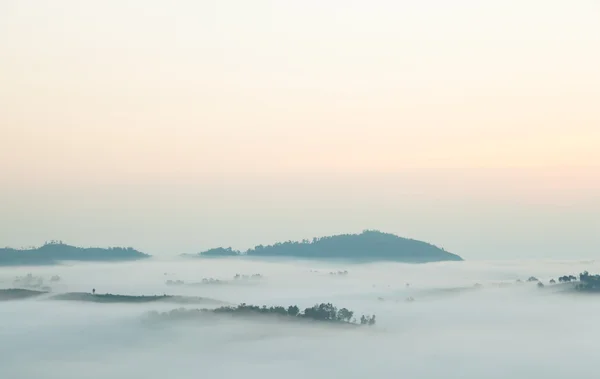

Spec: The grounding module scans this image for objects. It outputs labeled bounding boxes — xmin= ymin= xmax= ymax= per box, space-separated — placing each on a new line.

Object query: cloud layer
xmin=1 ymin=258 xmax=599 ymax=378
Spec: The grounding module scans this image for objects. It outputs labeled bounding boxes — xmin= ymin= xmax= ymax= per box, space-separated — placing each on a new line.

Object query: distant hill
xmin=0 ymin=288 xmax=47 ymax=301
xmin=50 ymin=292 xmax=225 ymax=305
xmin=0 ymin=289 xmax=226 ymax=305
xmin=188 ymin=230 xmax=462 ymax=263
xmin=182 ymin=247 xmax=240 ymax=258
xmin=0 ymin=242 xmax=150 ymax=266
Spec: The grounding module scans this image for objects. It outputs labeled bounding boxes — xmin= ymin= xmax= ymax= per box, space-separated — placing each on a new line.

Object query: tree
xmin=271 ymin=306 xmax=287 ymax=316
xmin=305 ymin=303 xmax=338 ymax=321
xmin=337 ymin=308 xmax=354 ymax=322
xmin=368 ymin=315 xmax=376 ymax=325
xmin=287 ymin=305 xmax=299 ymax=317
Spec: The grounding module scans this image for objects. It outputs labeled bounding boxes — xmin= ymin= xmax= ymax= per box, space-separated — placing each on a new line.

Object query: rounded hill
xmin=191 ymin=230 xmax=462 ymax=263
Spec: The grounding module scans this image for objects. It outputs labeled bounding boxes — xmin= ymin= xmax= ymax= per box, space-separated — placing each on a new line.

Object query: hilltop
xmin=0 ymin=241 xmax=150 ymax=266
xmin=187 ymin=230 xmax=462 ymax=263
xmin=188 ymin=247 xmax=240 ymax=257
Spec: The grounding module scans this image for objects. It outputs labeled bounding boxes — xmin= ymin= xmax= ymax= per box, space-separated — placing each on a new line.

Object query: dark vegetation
xmin=0 ymin=289 xmax=224 ymax=305
xmin=423 ymin=273 xmax=600 ymax=296
xmin=574 ymin=272 xmax=600 ymax=292
xmin=51 ymin=292 xmax=224 ymax=305
xmin=0 ymin=241 xmax=150 ymax=266
xmin=51 ymin=292 xmax=172 ymax=303
xmin=530 ymin=272 xmax=600 ymax=293
xmin=189 ymin=230 xmax=462 ymax=263
xmin=0 ymin=288 xmax=48 ymax=301
xmin=469 ymin=273 xmax=600 ymax=292
xmin=558 ymin=275 xmax=577 ymax=283
xmin=189 ymin=247 xmax=240 ymax=257
xmin=147 ymin=303 xmax=376 ymax=326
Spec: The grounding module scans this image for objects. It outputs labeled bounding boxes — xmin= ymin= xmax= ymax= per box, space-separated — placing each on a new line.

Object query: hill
xmin=50 ymin=292 xmax=224 ymax=305
xmin=0 ymin=288 xmax=48 ymax=301
xmin=182 ymin=247 xmax=239 ymax=258
xmin=190 ymin=230 xmax=462 ymax=263
xmin=0 ymin=242 xmax=150 ymax=266
xmin=0 ymin=289 xmax=225 ymax=305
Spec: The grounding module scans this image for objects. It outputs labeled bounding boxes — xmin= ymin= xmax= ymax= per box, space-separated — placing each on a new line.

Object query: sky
xmin=1 ymin=0 xmax=599 ymax=258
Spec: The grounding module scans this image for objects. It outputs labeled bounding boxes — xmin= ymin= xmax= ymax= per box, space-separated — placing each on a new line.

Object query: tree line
xmin=149 ymin=303 xmax=376 ymax=326
xmin=537 ymin=272 xmax=600 ymax=292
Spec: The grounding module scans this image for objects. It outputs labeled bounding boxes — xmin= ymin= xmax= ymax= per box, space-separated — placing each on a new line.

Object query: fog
xmin=1 ymin=258 xmax=599 ymax=378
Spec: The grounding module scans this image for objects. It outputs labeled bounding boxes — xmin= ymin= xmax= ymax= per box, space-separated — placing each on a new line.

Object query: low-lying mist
xmin=1 ymin=257 xmax=599 ymax=378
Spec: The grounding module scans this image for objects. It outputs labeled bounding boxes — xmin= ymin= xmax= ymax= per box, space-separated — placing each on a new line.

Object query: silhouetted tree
xmin=337 ymin=308 xmax=354 ymax=322
xmin=287 ymin=305 xmax=300 ymax=317
xmin=368 ymin=315 xmax=376 ymax=325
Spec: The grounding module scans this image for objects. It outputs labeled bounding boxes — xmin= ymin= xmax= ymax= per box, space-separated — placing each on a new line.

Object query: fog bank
xmin=1 ymin=258 xmax=599 ymax=378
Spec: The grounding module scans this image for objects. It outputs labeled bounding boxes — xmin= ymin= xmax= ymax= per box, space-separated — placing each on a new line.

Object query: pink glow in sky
xmin=1 ymin=0 xmax=598 ymax=258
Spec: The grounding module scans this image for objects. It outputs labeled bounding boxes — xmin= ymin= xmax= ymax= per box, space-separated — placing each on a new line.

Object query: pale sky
xmin=1 ymin=0 xmax=599 ymax=259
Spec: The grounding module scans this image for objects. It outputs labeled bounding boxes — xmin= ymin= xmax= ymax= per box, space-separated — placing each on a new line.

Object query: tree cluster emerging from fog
xmin=537 ymin=272 xmax=600 ymax=293
xmin=575 ymin=272 xmax=600 ymax=292
xmin=558 ymin=275 xmax=577 ymax=283
xmin=149 ymin=303 xmax=376 ymax=326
